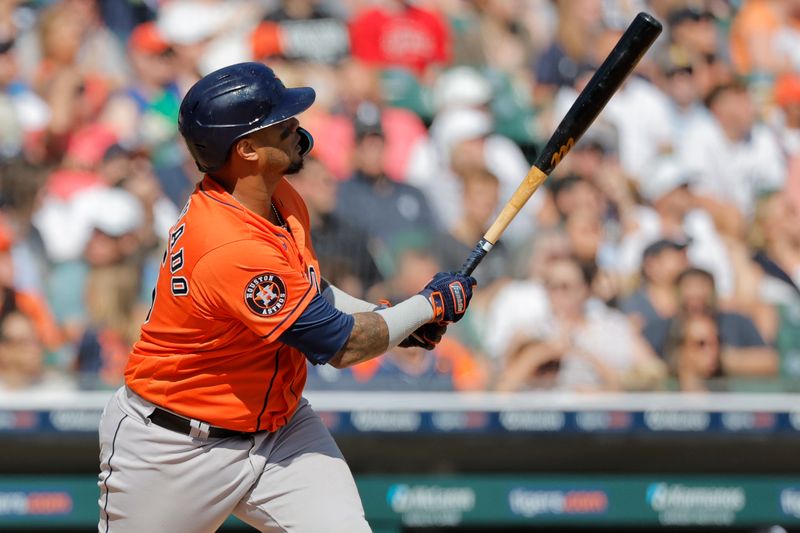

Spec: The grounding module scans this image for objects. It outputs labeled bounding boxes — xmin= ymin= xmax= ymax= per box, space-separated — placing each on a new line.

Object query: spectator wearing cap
xmin=658 ymin=56 xmax=708 ymax=150
xmin=100 ymin=22 xmax=190 ymax=206
xmin=616 ymin=156 xmax=734 ymax=300
xmin=156 ymin=0 xmax=261 ymax=85
xmin=287 ymin=156 xmax=382 ymax=299
xmin=666 ymin=7 xmax=729 ymax=100
xmin=75 ymin=187 xmax=147 ymax=389
xmin=33 ymin=179 xmax=147 ymax=349
xmin=645 ymin=267 xmax=778 ymax=380
xmin=678 ymin=81 xmax=786 ymax=222
xmin=335 ymin=102 xmax=438 ymax=268
xmin=407 ymin=68 xmax=534 ymax=244
xmin=101 ymin=22 xmax=180 ymax=155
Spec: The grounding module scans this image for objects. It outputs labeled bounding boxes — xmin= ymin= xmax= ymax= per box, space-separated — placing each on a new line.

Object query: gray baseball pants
xmin=97 ymin=386 xmax=371 ymax=532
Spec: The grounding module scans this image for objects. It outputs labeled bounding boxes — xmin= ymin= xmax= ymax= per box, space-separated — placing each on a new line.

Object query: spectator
xmin=592 ymin=28 xmax=674 ymax=183
xmin=437 ymin=165 xmax=509 ymax=287
xmin=616 ymin=157 xmax=734 ymax=299
xmin=658 ymin=57 xmax=708 ymax=150
xmin=532 ymin=0 xmax=601 ymax=106
xmin=0 ymin=158 xmax=50 ymax=295
xmin=349 ymin=0 xmax=451 ymax=78
xmin=666 ymin=312 xmax=725 ymax=392
xmin=740 ymin=190 xmax=800 ymax=362
xmin=495 ymin=255 xmax=665 ymax=392
xmin=729 ymin=0 xmax=785 ymax=76
xmin=16 ymin=0 xmax=128 ymax=89
xmin=101 ymin=23 xmax=180 ymax=155
xmin=546 ymin=174 xmax=605 ymax=223
xmin=620 ymin=238 xmax=689 ymax=332
xmin=335 ymin=102 xmax=438 ymax=266
xmin=287 ymin=156 xmax=382 ymax=298
xmin=563 ymin=208 xmax=619 ymax=305
xmin=667 ymin=7 xmax=730 ymax=100
xmin=0 ymin=311 xmax=71 ymax=392
xmin=645 ymin=267 xmax=779 ymax=379
xmin=772 ymin=73 xmax=800 ymax=157
xmin=407 ymin=104 xmax=534 ymax=244
xmin=751 ymin=190 xmax=800 ymax=298
xmin=0 ymin=37 xmax=48 ymax=159
xmin=75 ymin=188 xmax=146 ymax=389
xmin=679 ymin=81 xmax=785 ymax=222
xmin=260 ymin=0 xmax=349 ymax=64
xmin=483 ymin=229 xmax=569 ymax=361
xmin=0 ymin=216 xmax=61 ymax=352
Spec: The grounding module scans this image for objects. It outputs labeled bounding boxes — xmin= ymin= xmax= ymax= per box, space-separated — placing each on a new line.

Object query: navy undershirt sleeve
xmin=279 ymin=293 xmax=355 ymax=365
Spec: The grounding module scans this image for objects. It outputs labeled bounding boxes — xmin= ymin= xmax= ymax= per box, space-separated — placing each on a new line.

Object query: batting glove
xmin=418 ymin=272 xmax=477 ymax=324
xmin=399 ymin=323 xmax=447 ymax=350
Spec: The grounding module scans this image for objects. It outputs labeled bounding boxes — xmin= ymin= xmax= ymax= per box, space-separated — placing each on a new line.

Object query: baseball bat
xmin=458 ymin=12 xmax=662 ymax=276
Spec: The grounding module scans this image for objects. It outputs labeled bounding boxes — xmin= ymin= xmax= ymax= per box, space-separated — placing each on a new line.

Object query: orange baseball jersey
xmin=125 ymin=175 xmax=323 ymax=432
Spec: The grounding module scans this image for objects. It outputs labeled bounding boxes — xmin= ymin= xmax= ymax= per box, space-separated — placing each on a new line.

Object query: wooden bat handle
xmin=458 ymin=166 xmax=547 ymax=276
xmin=484 ymin=166 xmax=548 ymax=244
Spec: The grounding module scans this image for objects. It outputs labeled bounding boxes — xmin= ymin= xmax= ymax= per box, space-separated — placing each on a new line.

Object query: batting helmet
xmin=178 ymin=62 xmax=316 ymax=173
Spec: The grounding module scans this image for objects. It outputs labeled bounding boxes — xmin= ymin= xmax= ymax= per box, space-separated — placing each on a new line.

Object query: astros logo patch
xmin=244 ymin=273 xmax=287 ymax=316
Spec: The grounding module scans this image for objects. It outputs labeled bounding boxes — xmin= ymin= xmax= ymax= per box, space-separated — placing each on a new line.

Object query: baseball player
xmin=96 ymin=62 xmax=476 ymax=533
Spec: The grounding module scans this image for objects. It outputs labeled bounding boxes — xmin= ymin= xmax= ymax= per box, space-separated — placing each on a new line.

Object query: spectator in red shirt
xmin=349 ymin=0 xmax=450 ymax=78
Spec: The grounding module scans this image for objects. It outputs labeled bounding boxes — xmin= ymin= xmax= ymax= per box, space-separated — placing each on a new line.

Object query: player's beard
xmin=285 ymin=158 xmax=304 ymax=175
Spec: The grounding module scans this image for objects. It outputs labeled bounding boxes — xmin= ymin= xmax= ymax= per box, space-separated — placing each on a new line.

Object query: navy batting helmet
xmin=178 ymin=62 xmax=316 ymax=173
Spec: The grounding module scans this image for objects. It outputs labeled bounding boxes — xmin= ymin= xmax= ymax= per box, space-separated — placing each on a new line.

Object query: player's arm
xmin=328 ymin=272 xmax=476 ymax=368
xmin=320 ymin=278 xmax=452 ymax=351
xmin=282 ymin=273 xmax=476 ymax=369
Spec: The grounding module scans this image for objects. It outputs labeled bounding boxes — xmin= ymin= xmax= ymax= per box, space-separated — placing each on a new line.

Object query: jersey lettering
xmin=169 ymin=224 xmax=186 ymax=252
xmin=170 ymin=249 xmax=184 ymax=274
xmin=171 ymin=276 xmax=189 ymax=296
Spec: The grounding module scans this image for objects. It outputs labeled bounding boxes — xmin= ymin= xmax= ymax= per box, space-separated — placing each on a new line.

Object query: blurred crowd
xmin=0 ymin=0 xmax=799 ymax=394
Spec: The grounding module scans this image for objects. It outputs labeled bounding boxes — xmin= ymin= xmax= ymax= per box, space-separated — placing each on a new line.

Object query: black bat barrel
xmin=533 ymin=12 xmax=662 ymax=175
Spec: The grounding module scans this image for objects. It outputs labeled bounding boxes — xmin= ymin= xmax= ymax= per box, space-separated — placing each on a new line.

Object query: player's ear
xmin=233 ymin=137 xmax=259 ymax=162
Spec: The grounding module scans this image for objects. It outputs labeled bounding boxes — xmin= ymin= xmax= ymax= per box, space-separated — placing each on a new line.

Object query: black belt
xmin=148 ymin=408 xmax=246 ymax=439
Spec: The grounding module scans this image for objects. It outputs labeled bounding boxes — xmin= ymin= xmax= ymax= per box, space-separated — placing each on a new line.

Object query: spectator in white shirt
xmin=678 ymin=81 xmax=786 ymax=222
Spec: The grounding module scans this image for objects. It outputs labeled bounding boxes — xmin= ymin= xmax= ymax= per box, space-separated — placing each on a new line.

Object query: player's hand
xmin=399 ymin=323 xmax=447 ymax=350
xmin=418 ymin=272 xmax=477 ymax=324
